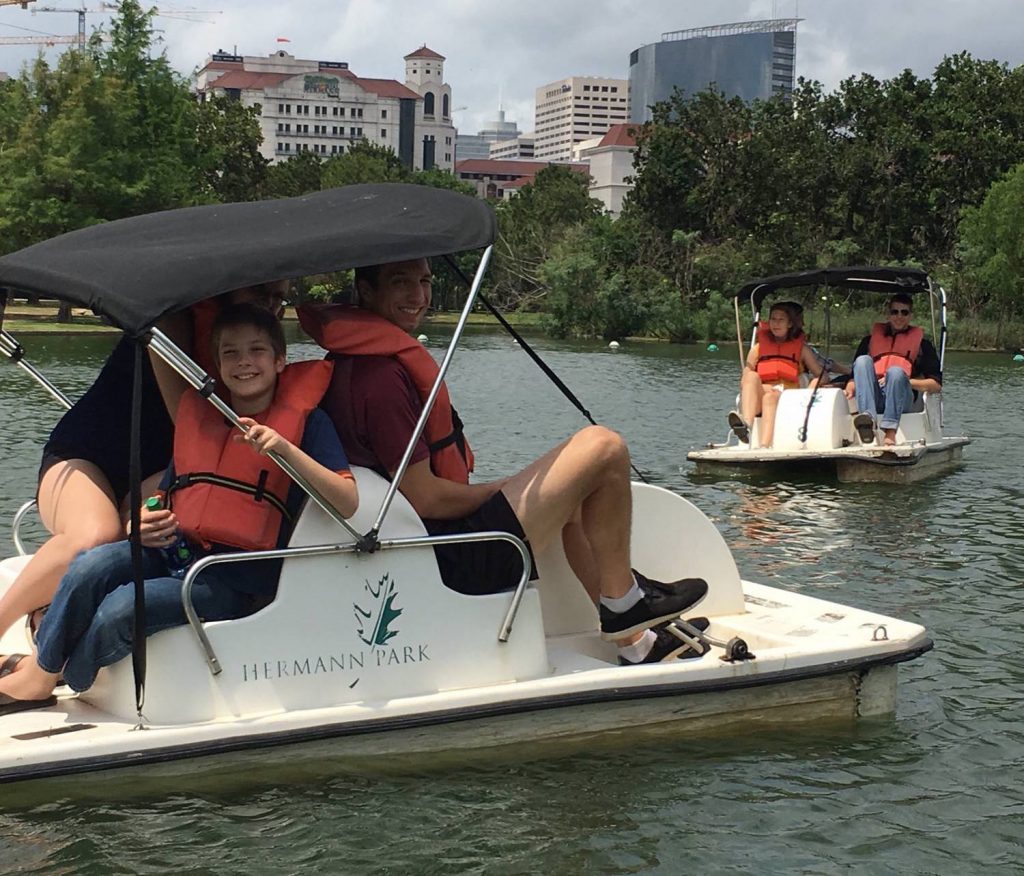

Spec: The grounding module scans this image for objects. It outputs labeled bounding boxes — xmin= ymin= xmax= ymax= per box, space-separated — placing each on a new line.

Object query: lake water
xmin=1 ymin=327 xmax=1022 ymax=873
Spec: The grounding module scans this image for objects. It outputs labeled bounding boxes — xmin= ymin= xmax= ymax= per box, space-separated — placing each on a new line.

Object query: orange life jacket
xmin=188 ymin=298 xmax=222 ymax=382
xmin=297 ymin=304 xmax=474 ymax=484
xmin=755 ymin=324 xmax=804 ymax=387
xmin=166 ymin=360 xmax=334 ymax=551
xmin=868 ymin=323 xmax=922 ymax=378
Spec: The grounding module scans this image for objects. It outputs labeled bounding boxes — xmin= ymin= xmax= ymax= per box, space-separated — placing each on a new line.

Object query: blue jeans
xmin=34 ymin=541 xmax=273 ymax=692
xmin=852 ymin=355 xmax=914 ymax=431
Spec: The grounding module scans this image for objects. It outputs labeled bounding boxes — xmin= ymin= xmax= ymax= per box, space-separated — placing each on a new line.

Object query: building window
xmin=381 ymin=109 xmax=387 ymax=119
xmin=381 ymin=128 xmax=386 ymax=137
xmin=424 ymin=91 xmax=435 ymax=116
xmin=356 ymin=107 xmax=363 ymax=118
xmin=285 ymin=104 xmax=291 ymax=114
xmin=442 ymin=93 xmax=449 ymax=117
xmin=278 ymin=103 xmax=284 ymax=112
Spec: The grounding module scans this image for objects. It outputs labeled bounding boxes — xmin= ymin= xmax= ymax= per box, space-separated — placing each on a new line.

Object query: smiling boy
xmin=0 ymin=304 xmax=357 ymax=714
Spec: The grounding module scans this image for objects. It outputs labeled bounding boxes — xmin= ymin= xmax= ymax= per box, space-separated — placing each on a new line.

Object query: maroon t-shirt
xmin=320 ymin=355 xmax=430 ymax=476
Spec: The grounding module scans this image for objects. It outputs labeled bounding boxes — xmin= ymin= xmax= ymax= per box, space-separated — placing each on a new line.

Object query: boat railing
xmin=11 ymin=499 xmax=38 ymax=557
xmin=181 ymin=528 xmax=533 ymax=676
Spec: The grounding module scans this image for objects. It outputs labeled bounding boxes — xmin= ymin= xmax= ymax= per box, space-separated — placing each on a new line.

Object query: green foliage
xmin=195 ymin=95 xmax=267 ymax=202
xmin=491 ymin=165 xmax=603 ymax=311
xmin=957 ymin=162 xmax=1024 ymax=324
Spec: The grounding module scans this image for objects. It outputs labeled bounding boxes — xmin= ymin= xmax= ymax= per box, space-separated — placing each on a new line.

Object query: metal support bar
xmin=369 ymin=245 xmax=493 ymax=539
xmin=148 ymin=328 xmax=366 ymax=547
xmin=181 ymin=528 xmax=531 ymax=675
xmin=12 ymin=500 xmax=38 ymax=556
xmin=1 ymin=330 xmax=74 ymax=410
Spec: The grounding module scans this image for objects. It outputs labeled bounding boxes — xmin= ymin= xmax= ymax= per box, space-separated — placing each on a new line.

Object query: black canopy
xmin=0 ymin=183 xmax=496 ymax=336
xmin=737 ymin=266 xmax=932 ymax=311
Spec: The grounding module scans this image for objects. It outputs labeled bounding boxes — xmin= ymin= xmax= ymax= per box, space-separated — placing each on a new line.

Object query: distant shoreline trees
xmin=0 ymin=4 xmax=1021 ymax=343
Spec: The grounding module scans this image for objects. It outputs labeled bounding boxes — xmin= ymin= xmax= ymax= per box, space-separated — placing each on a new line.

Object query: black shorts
xmin=39 ymin=447 xmax=130 ymax=507
xmin=424 ymin=492 xmax=538 ymax=596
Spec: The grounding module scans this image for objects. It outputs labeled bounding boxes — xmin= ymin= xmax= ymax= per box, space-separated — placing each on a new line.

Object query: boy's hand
xmin=235 ymin=418 xmax=293 ymax=457
xmin=132 ymin=503 xmax=179 ymax=548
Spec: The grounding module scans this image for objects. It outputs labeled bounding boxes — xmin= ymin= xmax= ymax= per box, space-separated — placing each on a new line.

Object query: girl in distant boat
xmin=728 ymin=301 xmax=823 ymax=449
xmin=0 ymin=282 xmax=287 ymax=676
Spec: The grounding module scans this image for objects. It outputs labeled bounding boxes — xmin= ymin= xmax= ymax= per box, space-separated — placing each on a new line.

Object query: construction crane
xmin=26 ymin=3 xmax=220 ymax=52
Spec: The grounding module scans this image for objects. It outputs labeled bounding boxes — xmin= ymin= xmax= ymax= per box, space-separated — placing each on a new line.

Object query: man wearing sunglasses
xmin=844 ymin=293 xmax=942 ymax=446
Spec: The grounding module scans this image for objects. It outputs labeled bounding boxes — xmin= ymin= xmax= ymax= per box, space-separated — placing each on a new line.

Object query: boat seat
xmin=81 ymin=466 xmax=550 ymax=725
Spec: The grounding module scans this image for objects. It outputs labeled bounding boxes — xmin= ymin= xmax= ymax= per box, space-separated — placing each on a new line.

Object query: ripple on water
xmin=0 ymin=338 xmax=1022 ymax=872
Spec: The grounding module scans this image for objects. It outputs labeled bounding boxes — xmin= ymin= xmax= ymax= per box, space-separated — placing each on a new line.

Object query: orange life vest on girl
xmin=297 ymin=304 xmax=474 ymax=484
xmin=755 ymin=323 xmax=804 ymax=387
xmin=868 ymin=323 xmax=922 ymax=378
xmin=166 ymin=360 xmax=334 ymax=551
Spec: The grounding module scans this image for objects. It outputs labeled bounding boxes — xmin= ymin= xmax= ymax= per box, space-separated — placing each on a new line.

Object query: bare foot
xmin=882 ymin=429 xmax=897 ymax=446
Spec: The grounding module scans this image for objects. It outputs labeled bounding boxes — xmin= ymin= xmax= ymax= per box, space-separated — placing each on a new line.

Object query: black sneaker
xmin=632 ymin=569 xmax=709 ymax=600
xmin=618 ymin=617 xmax=711 ymax=665
xmin=728 ymin=411 xmax=750 ymax=443
xmin=600 ymin=578 xmax=708 ymax=641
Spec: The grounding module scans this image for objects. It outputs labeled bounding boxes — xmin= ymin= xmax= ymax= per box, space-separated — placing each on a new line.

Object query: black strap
xmin=441 ymin=255 xmax=649 ymax=484
xmin=129 ymin=339 xmax=147 ymax=718
xmin=167 ymin=472 xmax=293 ymax=522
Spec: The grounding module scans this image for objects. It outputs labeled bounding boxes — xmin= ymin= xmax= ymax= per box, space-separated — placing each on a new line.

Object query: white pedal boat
xmin=687 ymin=267 xmax=970 ymax=483
xmin=0 ymin=470 xmax=932 ymax=784
xmin=0 ymin=188 xmax=932 ymax=785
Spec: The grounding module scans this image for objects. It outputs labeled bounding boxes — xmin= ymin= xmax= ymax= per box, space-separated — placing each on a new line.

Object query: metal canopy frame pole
xmin=369 ymin=244 xmax=494 ymax=540
xmin=0 ymin=330 xmax=74 ymax=410
xmin=147 ymin=328 xmax=366 ymax=547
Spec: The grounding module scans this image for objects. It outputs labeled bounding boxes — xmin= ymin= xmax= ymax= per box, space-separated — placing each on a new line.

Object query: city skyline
xmin=1 ymin=0 xmax=1023 ymax=137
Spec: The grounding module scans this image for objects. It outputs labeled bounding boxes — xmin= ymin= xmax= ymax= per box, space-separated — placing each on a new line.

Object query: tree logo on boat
xmin=354 ymin=573 xmax=403 ymax=648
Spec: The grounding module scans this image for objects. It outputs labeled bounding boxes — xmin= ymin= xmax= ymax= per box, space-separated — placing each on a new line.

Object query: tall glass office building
xmin=629 ymin=19 xmax=799 ymax=123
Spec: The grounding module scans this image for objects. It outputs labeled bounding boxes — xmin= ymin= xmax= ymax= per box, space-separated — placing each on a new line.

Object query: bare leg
xmin=561 ymin=508 xmax=600 ymax=605
xmin=0 ymin=460 xmax=122 ymax=640
xmin=740 ymin=370 xmax=764 ymax=429
xmin=759 ymin=388 xmax=782 ymax=448
xmin=501 ymin=426 xmax=633 ymax=601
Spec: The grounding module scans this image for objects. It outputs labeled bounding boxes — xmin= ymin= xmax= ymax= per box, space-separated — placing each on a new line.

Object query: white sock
xmin=618 ymin=629 xmax=657 ymax=662
xmin=600 ymin=582 xmax=643 ymax=614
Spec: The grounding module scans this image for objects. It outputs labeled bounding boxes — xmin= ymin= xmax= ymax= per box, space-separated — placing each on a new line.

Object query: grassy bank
xmin=4 ymin=301 xmax=1019 ymax=350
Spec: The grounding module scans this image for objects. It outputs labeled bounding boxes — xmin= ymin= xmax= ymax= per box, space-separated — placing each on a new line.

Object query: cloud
xmin=2 ymin=0 xmax=1022 ymax=137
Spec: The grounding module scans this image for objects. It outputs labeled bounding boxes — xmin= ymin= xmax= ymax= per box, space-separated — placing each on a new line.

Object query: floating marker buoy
xmin=417 ymin=334 xmax=428 ymax=343
xmin=608 ymin=340 xmax=620 ymax=349
xmin=707 ymin=343 xmax=719 ymax=352
xmin=1014 ymin=353 xmax=1024 ymax=362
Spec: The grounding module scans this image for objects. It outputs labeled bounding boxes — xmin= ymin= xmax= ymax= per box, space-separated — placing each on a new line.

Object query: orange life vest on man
xmin=755 ymin=323 xmax=804 ymax=387
xmin=297 ymin=304 xmax=474 ymax=484
xmin=166 ymin=360 xmax=334 ymax=551
xmin=868 ymin=322 xmax=922 ymax=378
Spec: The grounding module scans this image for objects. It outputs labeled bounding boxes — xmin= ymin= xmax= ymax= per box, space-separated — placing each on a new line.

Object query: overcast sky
xmin=2 ymin=0 xmax=1023 ymax=135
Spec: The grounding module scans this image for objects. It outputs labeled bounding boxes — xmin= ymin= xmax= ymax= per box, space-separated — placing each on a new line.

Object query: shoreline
xmin=1 ymin=306 xmax=1011 ymax=353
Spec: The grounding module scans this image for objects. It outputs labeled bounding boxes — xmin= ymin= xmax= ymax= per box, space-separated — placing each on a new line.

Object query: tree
xmin=490 ymin=165 xmax=603 ymax=310
xmin=957 ymin=162 xmax=1024 ymax=330
xmin=195 ymin=95 xmax=267 ymax=202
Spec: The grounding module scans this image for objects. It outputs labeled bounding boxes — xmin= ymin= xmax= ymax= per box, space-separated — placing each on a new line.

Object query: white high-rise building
xmin=533 ymin=76 xmax=630 ymax=161
xmin=195 ymin=46 xmax=456 ymax=169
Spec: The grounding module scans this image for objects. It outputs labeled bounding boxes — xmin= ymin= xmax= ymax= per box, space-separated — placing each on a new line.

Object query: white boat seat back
xmin=773 ymin=388 xmax=852 ymax=451
xmin=536 ymin=483 xmax=744 ymax=636
xmin=82 ymin=466 xmax=548 ymax=725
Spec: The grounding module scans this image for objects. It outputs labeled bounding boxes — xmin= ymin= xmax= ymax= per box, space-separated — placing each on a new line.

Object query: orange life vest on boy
xmin=755 ymin=323 xmax=804 ymax=387
xmin=297 ymin=304 xmax=474 ymax=484
xmin=868 ymin=323 xmax=922 ymax=378
xmin=167 ymin=360 xmax=334 ymax=551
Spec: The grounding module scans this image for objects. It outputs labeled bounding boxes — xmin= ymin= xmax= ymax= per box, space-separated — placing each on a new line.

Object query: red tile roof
xmin=206 ymin=70 xmax=293 ymax=90
xmin=405 ymin=45 xmax=445 ymax=61
xmin=456 ymin=159 xmax=558 ymax=176
xmin=355 ymin=77 xmax=421 ymax=100
xmin=597 ymin=123 xmax=639 ymax=148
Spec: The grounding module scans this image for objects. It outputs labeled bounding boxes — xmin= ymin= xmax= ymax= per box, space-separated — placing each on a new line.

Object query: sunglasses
xmin=889 ymin=308 xmax=911 ymax=316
